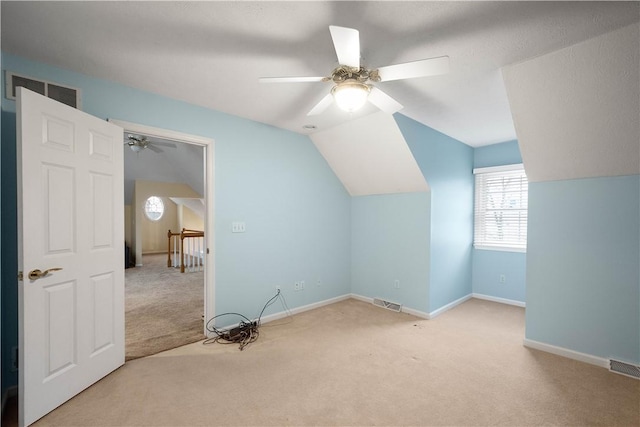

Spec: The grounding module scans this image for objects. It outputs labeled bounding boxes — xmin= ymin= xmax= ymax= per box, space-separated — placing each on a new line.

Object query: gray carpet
xmin=125 ymin=253 xmax=205 ymax=361
xmin=30 ymin=298 xmax=640 ymax=426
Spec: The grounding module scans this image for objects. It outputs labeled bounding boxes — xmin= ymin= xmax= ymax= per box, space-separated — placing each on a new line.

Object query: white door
xmin=17 ymin=88 xmax=125 ymax=426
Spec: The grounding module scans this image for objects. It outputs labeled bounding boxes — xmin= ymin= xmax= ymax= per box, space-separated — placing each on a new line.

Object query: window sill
xmin=474 ymin=245 xmax=526 ymax=254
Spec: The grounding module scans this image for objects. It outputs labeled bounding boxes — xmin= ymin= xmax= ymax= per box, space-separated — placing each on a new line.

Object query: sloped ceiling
xmin=2 ymin=2 xmax=639 ymax=147
xmin=503 ymin=23 xmax=639 ymax=182
xmin=124 ymin=135 xmax=204 ymax=204
xmin=170 ymin=197 xmax=205 ymax=219
xmin=310 ymin=112 xmax=428 ymax=196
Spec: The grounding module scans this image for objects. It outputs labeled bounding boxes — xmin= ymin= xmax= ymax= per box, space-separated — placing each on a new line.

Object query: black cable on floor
xmin=203 ymin=289 xmax=282 ymax=350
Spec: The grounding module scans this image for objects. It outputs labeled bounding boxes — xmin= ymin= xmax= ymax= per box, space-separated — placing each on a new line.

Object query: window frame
xmin=144 ymin=196 xmax=165 ymax=222
xmin=473 ymin=163 xmax=528 ymax=253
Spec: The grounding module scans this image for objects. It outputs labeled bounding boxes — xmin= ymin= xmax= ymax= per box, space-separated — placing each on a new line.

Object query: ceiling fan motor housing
xmin=331 ymin=66 xmax=380 ymax=83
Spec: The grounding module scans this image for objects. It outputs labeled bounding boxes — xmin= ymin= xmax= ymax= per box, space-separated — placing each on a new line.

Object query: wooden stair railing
xmin=167 ymin=228 xmax=205 ymax=273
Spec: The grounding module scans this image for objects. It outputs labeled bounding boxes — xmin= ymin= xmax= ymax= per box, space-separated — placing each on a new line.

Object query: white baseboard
xmin=523 ymin=338 xmax=609 ymax=368
xmin=231 ymin=291 xmax=523 ymax=331
xmin=259 ymin=293 xmax=351 ymax=325
xmin=1 ymin=386 xmax=18 ymax=414
xmin=472 ymin=293 xmax=525 ymax=307
xmin=428 ymin=294 xmax=473 ymax=319
xmin=350 ymin=293 xmax=373 ymax=304
xmin=350 ymin=293 xmax=471 ymax=320
xmin=350 ymin=294 xmax=431 ymax=319
xmin=351 ymin=294 xmax=429 ymax=319
xmin=402 ymin=306 xmax=430 ymax=319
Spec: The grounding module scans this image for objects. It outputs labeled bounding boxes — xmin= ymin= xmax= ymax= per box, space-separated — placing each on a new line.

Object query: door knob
xmin=28 ymin=267 xmax=63 ymax=281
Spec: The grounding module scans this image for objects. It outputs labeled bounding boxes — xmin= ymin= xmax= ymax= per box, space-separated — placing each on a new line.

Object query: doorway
xmin=109 ymin=119 xmax=215 ymax=359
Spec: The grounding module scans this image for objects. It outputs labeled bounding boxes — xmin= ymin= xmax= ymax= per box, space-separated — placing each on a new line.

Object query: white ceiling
xmin=2 ymin=2 xmax=639 ymax=147
xmin=503 ymin=23 xmax=639 ymax=182
xmin=123 ymin=134 xmax=204 ymax=204
xmin=311 ymin=112 xmax=429 ymax=196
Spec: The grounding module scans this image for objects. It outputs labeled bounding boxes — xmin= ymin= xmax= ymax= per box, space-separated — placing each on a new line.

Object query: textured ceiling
xmin=123 ymin=135 xmax=204 ymax=204
xmin=2 ymin=1 xmax=639 ymax=147
xmin=311 ymin=112 xmax=429 ymax=196
xmin=503 ymin=23 xmax=639 ymax=182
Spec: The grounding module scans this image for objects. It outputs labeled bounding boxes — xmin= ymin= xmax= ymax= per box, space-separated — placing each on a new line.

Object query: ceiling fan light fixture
xmin=129 ymin=144 xmax=143 ymax=153
xmin=331 ymin=81 xmax=370 ymax=112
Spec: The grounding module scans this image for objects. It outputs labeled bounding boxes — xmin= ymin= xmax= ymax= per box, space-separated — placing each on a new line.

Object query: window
xmin=473 ymin=164 xmax=528 ymax=251
xmin=144 ymin=196 xmax=164 ymax=221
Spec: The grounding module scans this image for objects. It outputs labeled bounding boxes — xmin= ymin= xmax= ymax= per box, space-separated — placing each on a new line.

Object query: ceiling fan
xmin=125 ymin=134 xmax=176 ymax=153
xmin=260 ymin=25 xmax=449 ymax=116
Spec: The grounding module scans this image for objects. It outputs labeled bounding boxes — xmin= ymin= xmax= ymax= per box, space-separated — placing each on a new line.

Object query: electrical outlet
xmin=317 ymin=279 xmax=321 ymax=287
xmin=394 ymin=279 xmax=400 ymax=289
xmin=294 ymin=282 xmax=300 ymax=291
xmin=499 ymin=274 xmax=506 ymax=284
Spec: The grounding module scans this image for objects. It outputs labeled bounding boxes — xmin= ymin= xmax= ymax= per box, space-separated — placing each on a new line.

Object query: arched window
xmin=144 ymin=196 xmax=164 ymax=221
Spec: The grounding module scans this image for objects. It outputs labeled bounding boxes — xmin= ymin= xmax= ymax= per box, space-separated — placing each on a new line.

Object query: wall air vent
xmin=609 ymin=359 xmax=640 ymax=379
xmin=5 ymin=71 xmax=82 ymax=109
xmin=372 ymin=298 xmax=402 ymax=313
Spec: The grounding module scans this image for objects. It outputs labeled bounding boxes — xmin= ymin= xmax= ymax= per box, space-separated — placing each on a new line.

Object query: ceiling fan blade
xmin=307 ymin=93 xmax=334 ymax=116
xmin=368 ymin=87 xmax=404 ymax=114
xmin=147 ymin=145 xmax=163 ymax=154
xmin=259 ymin=76 xmax=326 ymax=83
xmin=376 ymin=56 xmax=450 ymax=82
xmin=329 ymin=25 xmax=360 ymax=68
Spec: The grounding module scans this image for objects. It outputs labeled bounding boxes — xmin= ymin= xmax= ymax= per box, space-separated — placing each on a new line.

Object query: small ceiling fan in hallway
xmin=125 ymin=134 xmax=176 ymax=153
xmin=260 ymin=25 xmax=450 ymax=116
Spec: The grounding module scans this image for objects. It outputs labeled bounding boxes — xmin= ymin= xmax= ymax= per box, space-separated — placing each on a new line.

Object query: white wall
xmin=181 ymin=204 xmax=204 ymax=231
xmin=124 ymin=205 xmax=132 ymax=246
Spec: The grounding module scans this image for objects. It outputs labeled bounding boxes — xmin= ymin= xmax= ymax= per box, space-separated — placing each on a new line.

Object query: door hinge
xmin=18 ymin=271 xmax=23 ymax=281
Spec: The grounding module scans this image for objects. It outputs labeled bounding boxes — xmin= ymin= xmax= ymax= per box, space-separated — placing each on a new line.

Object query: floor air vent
xmin=372 ymin=298 xmax=402 ymax=313
xmin=609 ymin=359 xmax=640 ymax=379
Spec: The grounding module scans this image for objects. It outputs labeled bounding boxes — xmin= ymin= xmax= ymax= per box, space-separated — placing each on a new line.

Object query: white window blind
xmin=474 ymin=164 xmax=528 ymax=251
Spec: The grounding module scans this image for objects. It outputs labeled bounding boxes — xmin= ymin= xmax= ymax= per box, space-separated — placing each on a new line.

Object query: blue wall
xmin=351 ymin=192 xmax=430 ymax=312
xmin=394 ymin=115 xmax=474 ymax=312
xmin=526 ymin=175 xmax=639 ymax=364
xmin=473 ymin=139 xmax=522 ymax=169
xmin=472 ymin=250 xmax=526 ymax=302
xmin=1 ymin=53 xmax=352 ymax=392
xmin=471 ymin=140 xmax=527 ymax=304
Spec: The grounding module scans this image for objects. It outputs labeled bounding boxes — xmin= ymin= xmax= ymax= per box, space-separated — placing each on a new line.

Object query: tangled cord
xmin=203 ymin=289 xmax=283 ymax=350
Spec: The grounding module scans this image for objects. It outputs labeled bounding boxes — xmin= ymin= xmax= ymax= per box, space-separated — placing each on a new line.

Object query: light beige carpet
xmin=125 ymin=253 xmax=205 ymax=361
xmin=28 ymin=298 xmax=639 ymax=426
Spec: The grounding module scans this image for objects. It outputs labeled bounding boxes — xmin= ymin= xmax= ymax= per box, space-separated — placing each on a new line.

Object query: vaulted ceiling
xmin=2 ymin=1 xmax=638 ymax=147
xmin=123 ymin=134 xmax=204 ymax=204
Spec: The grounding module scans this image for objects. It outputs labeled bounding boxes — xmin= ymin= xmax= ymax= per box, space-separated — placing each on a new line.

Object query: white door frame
xmin=108 ymin=119 xmax=215 ymax=332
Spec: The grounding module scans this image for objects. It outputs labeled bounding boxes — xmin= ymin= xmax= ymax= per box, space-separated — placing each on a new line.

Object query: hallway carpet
xmin=31 ymin=298 xmax=639 ymax=426
xmin=125 ymin=253 xmax=205 ymax=361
